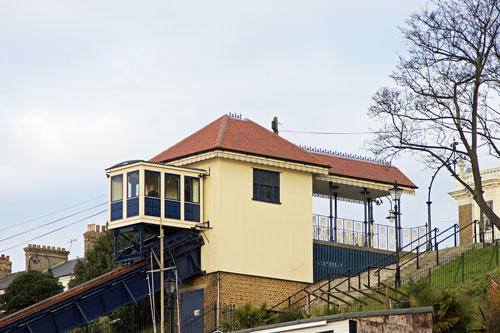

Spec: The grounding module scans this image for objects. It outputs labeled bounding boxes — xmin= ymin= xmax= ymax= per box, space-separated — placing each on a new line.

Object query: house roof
xmin=312 ymin=153 xmax=417 ymax=189
xmin=150 ymin=115 xmax=416 ymax=188
xmin=46 ymin=259 xmax=80 ymax=278
xmin=0 ymin=272 xmax=21 ymax=291
xmin=150 ymin=115 xmax=329 ymax=167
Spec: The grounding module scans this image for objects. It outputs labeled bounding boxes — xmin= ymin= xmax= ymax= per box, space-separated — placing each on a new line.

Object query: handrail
xmin=271 ymin=220 xmax=479 ymax=312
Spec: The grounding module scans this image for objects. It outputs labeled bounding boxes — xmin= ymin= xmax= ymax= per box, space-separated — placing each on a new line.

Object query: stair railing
xmin=270 ymin=220 xmax=480 ymax=313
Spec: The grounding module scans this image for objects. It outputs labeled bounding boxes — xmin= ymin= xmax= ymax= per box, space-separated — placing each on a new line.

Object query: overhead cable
xmin=0 ymin=209 xmax=108 ymax=253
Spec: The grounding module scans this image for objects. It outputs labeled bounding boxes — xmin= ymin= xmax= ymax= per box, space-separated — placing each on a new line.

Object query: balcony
xmin=313 ymin=214 xmax=428 ymax=252
xmin=106 ymin=160 xmax=207 ymax=230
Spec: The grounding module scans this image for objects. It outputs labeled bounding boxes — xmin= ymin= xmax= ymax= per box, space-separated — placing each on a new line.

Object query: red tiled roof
xmin=150 ymin=115 xmax=329 ymax=167
xmin=311 ymin=153 xmax=417 ymax=189
xmin=150 ymin=115 xmax=416 ymax=188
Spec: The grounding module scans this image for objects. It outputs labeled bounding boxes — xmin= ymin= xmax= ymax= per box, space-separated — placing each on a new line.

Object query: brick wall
xmin=0 ymin=254 xmax=12 ymax=278
xmin=83 ymin=224 xmax=107 ymax=255
xmin=24 ymin=244 xmax=69 ymax=272
xmin=180 ymin=271 xmax=308 ymax=331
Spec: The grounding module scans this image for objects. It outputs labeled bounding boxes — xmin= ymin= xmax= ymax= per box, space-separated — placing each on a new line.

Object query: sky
xmin=0 ymin=0 xmax=482 ymax=272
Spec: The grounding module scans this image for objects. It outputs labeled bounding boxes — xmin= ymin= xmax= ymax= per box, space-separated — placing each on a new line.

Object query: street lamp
xmin=389 ymin=181 xmax=403 ymax=288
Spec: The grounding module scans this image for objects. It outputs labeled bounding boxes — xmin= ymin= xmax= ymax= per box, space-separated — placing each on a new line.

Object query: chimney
xmin=0 ymin=254 xmax=12 ymax=278
xmin=83 ymin=224 xmax=107 ymax=256
xmin=24 ymin=244 xmax=69 ymax=272
xmin=271 ymin=116 xmax=279 ymax=135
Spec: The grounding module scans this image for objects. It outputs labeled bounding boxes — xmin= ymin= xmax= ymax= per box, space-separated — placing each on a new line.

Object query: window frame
xmin=145 ymin=170 xmax=161 ymax=198
xmin=127 ymin=170 xmax=140 ymax=199
xmin=165 ymin=173 xmax=181 ymax=201
xmin=252 ymin=168 xmax=280 ymax=204
xmin=111 ymin=174 xmax=123 ymax=202
xmin=185 ymin=176 xmax=200 ymax=204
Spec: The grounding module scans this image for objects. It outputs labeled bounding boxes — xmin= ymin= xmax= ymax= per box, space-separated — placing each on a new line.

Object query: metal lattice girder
xmin=0 ymin=228 xmax=204 ymax=333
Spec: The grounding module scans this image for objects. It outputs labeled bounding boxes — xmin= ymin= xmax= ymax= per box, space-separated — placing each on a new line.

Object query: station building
xmin=105 ymin=114 xmax=416 ymax=330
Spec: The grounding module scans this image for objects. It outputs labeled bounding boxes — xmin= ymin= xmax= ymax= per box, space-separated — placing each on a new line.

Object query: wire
xmin=280 ymin=130 xmax=384 ymax=135
xmin=4 ymin=194 xmax=107 ymax=232
xmin=0 ymin=202 xmax=107 ymax=243
xmin=0 ymin=209 xmax=108 ymax=253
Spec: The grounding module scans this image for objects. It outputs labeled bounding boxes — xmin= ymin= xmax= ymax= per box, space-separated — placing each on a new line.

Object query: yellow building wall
xmin=450 ymin=167 xmax=500 ymax=243
xmin=187 ymin=157 xmax=314 ymax=283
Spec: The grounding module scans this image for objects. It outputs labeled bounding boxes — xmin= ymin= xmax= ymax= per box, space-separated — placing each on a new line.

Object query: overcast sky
xmin=1 ymin=0 xmax=480 ymax=272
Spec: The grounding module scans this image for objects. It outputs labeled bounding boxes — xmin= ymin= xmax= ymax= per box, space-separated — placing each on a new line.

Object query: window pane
xmin=165 ymin=174 xmax=180 ymax=200
xmin=185 ymin=177 xmax=200 ymax=203
xmin=145 ymin=170 xmax=160 ymax=198
xmin=253 ymin=169 xmax=280 ymax=203
xmin=127 ymin=171 xmax=139 ymax=198
xmin=111 ymin=175 xmax=123 ymax=202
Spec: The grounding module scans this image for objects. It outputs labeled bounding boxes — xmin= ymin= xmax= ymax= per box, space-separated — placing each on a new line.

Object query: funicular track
xmin=270 ymin=221 xmax=481 ymax=313
xmin=0 ymin=229 xmax=204 ymax=333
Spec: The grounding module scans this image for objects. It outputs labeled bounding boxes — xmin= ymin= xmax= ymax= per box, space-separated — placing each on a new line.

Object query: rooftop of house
xmin=150 ymin=115 xmax=416 ymax=189
xmin=0 ymin=272 xmax=21 ymax=291
xmin=46 ymin=259 xmax=80 ymax=278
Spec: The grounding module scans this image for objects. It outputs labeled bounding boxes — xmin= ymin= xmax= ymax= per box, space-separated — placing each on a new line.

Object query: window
xmin=185 ymin=176 xmax=200 ymax=222
xmin=482 ymin=200 xmax=494 ymax=229
xmin=127 ymin=171 xmax=139 ymax=198
xmin=185 ymin=177 xmax=200 ymax=203
xmin=253 ymin=168 xmax=280 ymax=203
xmin=165 ymin=174 xmax=181 ymax=220
xmin=165 ymin=174 xmax=180 ymax=200
xmin=145 ymin=170 xmax=160 ymax=198
xmin=111 ymin=175 xmax=123 ymax=202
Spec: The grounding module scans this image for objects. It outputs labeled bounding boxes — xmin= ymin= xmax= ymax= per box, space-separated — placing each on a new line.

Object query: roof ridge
xmin=215 ymin=114 xmax=229 ymax=147
xmin=243 ymin=119 xmax=330 ymax=167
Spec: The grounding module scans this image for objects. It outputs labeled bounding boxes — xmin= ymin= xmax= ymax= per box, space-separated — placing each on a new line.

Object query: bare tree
xmin=368 ymin=0 xmax=500 ymax=229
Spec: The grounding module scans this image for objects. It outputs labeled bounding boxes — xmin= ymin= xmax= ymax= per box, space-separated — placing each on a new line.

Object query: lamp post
xmin=389 ymin=181 xmax=403 ymax=288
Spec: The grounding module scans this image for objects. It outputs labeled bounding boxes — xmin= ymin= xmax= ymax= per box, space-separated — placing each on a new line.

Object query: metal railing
xmin=313 ymin=214 xmax=428 ymax=251
xmin=271 ymin=220 xmax=482 ymax=313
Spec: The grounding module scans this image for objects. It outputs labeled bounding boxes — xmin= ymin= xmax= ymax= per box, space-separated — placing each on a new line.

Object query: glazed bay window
xmin=145 ymin=170 xmax=160 ymax=217
xmin=165 ymin=174 xmax=181 ymax=219
xmin=253 ymin=168 xmax=280 ymax=203
xmin=127 ymin=171 xmax=139 ymax=217
xmin=185 ymin=176 xmax=200 ymax=222
xmin=110 ymin=175 xmax=123 ymax=221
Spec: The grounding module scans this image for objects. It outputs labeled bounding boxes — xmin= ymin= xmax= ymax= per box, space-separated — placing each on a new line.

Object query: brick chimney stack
xmin=0 ymin=254 xmax=12 ymax=278
xmin=84 ymin=224 xmax=107 ymax=256
xmin=24 ymin=244 xmax=69 ymax=272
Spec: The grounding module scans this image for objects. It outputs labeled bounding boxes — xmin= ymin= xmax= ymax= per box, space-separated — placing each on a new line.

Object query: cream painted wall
xmin=450 ymin=167 xmax=500 ymax=241
xmin=187 ymin=157 xmax=314 ymax=283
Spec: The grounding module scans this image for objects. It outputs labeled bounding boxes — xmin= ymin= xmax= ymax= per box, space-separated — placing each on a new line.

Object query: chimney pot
xmin=57 ymin=247 xmax=61 ymax=251
xmin=6 ymin=256 xmax=9 ymax=261
xmin=42 ymin=245 xmax=46 ymax=249
xmin=62 ymin=248 xmax=65 ymax=251
xmin=37 ymin=245 xmax=40 ymax=248
xmin=91 ymin=224 xmax=95 ymax=231
xmin=87 ymin=224 xmax=92 ymax=232
xmin=52 ymin=246 xmax=56 ymax=250
xmin=102 ymin=225 xmax=106 ymax=232
xmin=1 ymin=254 xmax=4 ymax=260
xmin=28 ymin=244 xmax=32 ymax=247
xmin=96 ymin=225 xmax=100 ymax=233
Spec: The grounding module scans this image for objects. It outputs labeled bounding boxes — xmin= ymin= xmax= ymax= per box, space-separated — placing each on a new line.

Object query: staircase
xmin=270 ymin=221 xmax=483 ymax=313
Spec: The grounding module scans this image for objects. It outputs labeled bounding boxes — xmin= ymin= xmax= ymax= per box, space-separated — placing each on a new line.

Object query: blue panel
xmin=145 ymin=197 xmax=161 ymax=217
xmin=111 ymin=201 xmax=123 ymax=221
xmin=185 ymin=203 xmax=200 ymax=222
xmin=313 ymin=243 xmax=395 ymax=281
xmin=181 ymin=289 xmax=204 ymax=333
xmin=0 ymin=228 xmax=204 ymax=333
xmin=165 ymin=200 xmax=181 ymax=219
xmin=127 ymin=197 xmax=139 ymax=217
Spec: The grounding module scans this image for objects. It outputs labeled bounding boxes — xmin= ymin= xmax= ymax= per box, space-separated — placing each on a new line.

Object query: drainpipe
xmin=217 ymin=272 xmax=220 ymax=328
